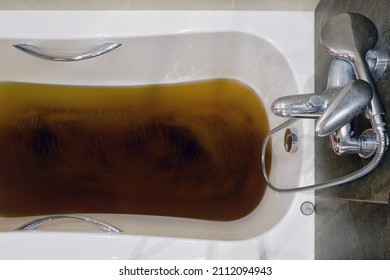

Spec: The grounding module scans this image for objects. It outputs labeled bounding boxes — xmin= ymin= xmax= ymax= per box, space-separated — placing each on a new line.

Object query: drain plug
xmin=300 ymin=201 xmax=315 ymax=216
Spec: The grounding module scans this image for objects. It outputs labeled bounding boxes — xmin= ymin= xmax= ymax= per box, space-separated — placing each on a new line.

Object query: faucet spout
xmin=271 ymin=93 xmax=326 ymax=118
xmin=271 ymin=59 xmax=355 ymax=120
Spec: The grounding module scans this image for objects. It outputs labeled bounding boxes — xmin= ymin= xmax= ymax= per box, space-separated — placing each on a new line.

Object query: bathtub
xmin=0 ymin=11 xmax=314 ymax=259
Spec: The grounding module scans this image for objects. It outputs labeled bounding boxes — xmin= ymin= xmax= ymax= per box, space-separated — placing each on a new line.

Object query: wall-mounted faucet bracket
xmin=366 ymin=49 xmax=388 ymax=82
xmin=330 ymin=124 xmax=377 ymax=157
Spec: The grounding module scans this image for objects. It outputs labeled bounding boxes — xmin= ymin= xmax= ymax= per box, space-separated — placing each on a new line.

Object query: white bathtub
xmin=0 ymin=11 xmax=314 ymax=259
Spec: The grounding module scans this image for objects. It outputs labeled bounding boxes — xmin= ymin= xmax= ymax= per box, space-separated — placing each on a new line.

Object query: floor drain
xmin=300 ymin=201 xmax=315 ymax=216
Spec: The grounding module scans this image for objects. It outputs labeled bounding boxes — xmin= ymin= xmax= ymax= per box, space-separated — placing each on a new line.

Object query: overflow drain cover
xmin=300 ymin=201 xmax=315 ymax=216
xmin=284 ymin=128 xmax=298 ymax=153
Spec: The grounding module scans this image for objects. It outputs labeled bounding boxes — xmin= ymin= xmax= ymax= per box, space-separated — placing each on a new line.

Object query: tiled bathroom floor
xmin=315 ymin=196 xmax=390 ymax=259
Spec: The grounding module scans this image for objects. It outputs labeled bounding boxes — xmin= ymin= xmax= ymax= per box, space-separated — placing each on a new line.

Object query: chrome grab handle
xmin=14 ymin=215 xmax=123 ymax=233
xmin=13 ymin=42 xmax=121 ymax=62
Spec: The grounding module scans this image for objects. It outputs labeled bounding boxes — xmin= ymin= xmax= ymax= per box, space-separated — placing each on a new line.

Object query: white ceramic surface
xmin=0 ymin=11 xmax=314 ymax=259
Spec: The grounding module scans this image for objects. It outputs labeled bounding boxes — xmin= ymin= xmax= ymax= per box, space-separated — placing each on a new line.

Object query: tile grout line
xmin=315 ymin=195 xmax=389 ymax=205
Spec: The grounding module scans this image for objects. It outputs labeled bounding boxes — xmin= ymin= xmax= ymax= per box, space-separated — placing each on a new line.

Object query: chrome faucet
xmin=261 ymin=13 xmax=389 ymax=192
xmin=271 ymin=58 xmax=357 ymax=119
xmin=271 ymin=59 xmax=373 ymax=136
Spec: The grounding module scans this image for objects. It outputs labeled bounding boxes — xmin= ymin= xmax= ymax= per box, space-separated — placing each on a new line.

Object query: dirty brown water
xmin=0 ymin=79 xmax=271 ymax=221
